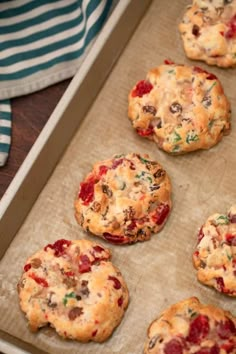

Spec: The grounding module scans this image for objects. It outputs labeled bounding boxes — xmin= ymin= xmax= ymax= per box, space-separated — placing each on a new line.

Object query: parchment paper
xmin=0 ymin=0 xmax=235 ymax=353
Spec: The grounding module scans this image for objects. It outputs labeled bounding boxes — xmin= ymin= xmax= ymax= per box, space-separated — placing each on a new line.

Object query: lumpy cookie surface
xmin=193 ymin=205 xmax=236 ymax=296
xmin=144 ymin=297 xmax=236 ymax=353
xmin=75 ymin=153 xmax=172 ymax=244
xmin=179 ymin=0 xmax=236 ymax=67
xmin=18 ymin=239 xmax=129 ymax=342
xmin=128 ymin=63 xmax=230 ymax=154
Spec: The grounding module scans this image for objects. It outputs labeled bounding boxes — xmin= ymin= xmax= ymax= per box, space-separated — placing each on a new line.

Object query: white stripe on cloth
xmin=0 ymin=152 xmax=9 ymax=167
xmin=0 ymin=104 xmax=11 ymax=112
xmin=0 ymin=4 xmax=82 ymax=42
xmin=0 ymin=9 xmax=84 ymax=60
xmin=0 ymin=120 xmax=11 ymax=128
xmin=0 ymin=0 xmax=77 ymax=26
xmin=1 ymin=0 xmax=107 ymax=74
xmin=0 ymin=135 xmax=11 ymax=145
xmin=0 ymin=0 xmax=29 ymax=12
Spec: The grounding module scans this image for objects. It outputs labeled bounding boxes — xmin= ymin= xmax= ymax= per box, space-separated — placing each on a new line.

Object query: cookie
xmin=74 ymin=153 xmax=172 ymax=244
xmin=18 ymin=239 xmax=129 ymax=342
xmin=144 ymin=297 xmax=236 ymax=353
xmin=128 ymin=62 xmax=230 ymax=154
xmin=179 ymin=0 xmax=236 ymax=67
xmin=193 ymin=205 xmax=236 ymax=296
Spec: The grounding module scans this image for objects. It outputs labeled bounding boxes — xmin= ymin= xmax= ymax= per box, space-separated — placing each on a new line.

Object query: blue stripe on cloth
xmin=0 ymin=100 xmax=11 ymax=166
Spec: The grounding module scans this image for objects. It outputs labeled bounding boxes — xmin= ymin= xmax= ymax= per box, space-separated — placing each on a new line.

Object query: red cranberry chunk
xmin=195 ymin=345 xmax=220 ymax=354
xmin=117 ymin=296 xmax=123 ymax=307
xmin=136 ymin=126 xmax=154 ymax=137
xmin=216 ymin=277 xmax=226 ymax=292
xmin=92 ymin=329 xmax=97 ymax=337
xmin=225 ymin=234 xmax=236 ymax=246
xmin=217 ymin=318 xmax=236 ymax=339
xmin=108 ymin=276 xmax=122 ymax=289
xmin=112 ymin=158 xmax=124 ymax=169
xmin=152 ymin=204 xmax=170 ymax=225
xmin=103 ymin=232 xmax=128 ymax=244
xmin=24 ymin=264 xmax=32 ymax=272
xmin=164 ymin=338 xmax=183 ymax=354
xmin=98 ymin=165 xmax=109 ymax=176
xmin=29 ymin=273 xmax=48 ymax=287
xmin=44 ymin=239 xmax=71 ymax=257
xmin=78 ymin=178 xmax=95 ymax=205
xmin=164 ymin=59 xmax=175 ymax=65
xmin=225 ymin=15 xmax=236 ymax=39
xmin=79 ymin=254 xmax=91 ymax=273
xmin=187 ymin=314 xmax=209 ymax=344
xmin=132 ymin=80 xmax=153 ymax=97
xmin=197 ymin=227 xmax=205 ymax=243
xmin=206 ymin=73 xmax=217 ymax=80
xmin=221 ymin=340 xmax=236 ymax=353
xmin=93 ymin=245 xmax=105 ymax=253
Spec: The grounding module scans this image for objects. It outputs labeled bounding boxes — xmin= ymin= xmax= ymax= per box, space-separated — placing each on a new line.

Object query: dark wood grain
xmin=0 ymin=79 xmax=71 ymax=199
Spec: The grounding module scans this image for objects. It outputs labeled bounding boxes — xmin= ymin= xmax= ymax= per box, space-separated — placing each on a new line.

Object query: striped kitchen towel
xmin=0 ymin=0 xmax=114 ymax=166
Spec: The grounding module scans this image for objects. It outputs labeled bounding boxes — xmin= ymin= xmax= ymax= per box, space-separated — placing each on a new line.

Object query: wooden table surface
xmin=0 ymin=79 xmax=71 ymax=199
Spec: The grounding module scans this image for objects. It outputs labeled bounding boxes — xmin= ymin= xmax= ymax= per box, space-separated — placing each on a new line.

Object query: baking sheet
xmin=0 ymin=0 xmax=235 ymax=353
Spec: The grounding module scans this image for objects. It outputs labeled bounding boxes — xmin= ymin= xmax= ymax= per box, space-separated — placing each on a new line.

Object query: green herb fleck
xmin=173 ymin=131 xmax=181 ymax=143
xmin=186 ymin=132 xmax=199 ymax=144
xmin=147 ymin=176 xmax=152 ymax=183
xmin=139 ymin=156 xmax=150 ymax=164
xmin=121 ymin=182 xmax=126 ymax=190
xmin=63 ymin=292 xmax=76 ymax=306
xmin=135 ymin=171 xmax=152 ymax=183
xmin=226 ymin=251 xmax=232 ymax=261
xmin=172 ymin=145 xmax=180 ymax=153
xmin=208 ymin=120 xmax=214 ymax=129
xmin=168 ymin=70 xmax=175 ymax=74
xmin=216 ymin=215 xmax=229 ymax=225
xmin=207 ymin=81 xmax=217 ymax=92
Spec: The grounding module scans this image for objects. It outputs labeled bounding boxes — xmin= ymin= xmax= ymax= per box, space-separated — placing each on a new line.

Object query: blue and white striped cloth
xmin=0 ymin=0 xmax=113 ymax=166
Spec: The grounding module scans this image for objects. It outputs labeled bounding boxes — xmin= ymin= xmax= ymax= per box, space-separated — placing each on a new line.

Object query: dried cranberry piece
xmin=132 ymin=80 xmax=153 ymax=97
xmin=108 ymin=276 xmax=122 ymax=289
xmin=225 ymin=15 xmax=236 ymax=39
xmin=117 ymin=296 xmax=123 ymax=307
xmin=195 ymin=345 xmax=220 ymax=354
xmin=92 ymin=329 xmax=97 ymax=337
xmin=152 ymin=204 xmax=170 ymax=225
xmin=24 ymin=264 xmax=31 ymax=272
xmin=216 ymin=277 xmax=226 ymax=292
xmin=164 ymin=59 xmax=175 ymax=65
xmin=194 ymin=66 xmax=208 ymax=74
xmin=103 ymin=232 xmax=128 ymax=244
xmin=225 ymin=234 xmax=236 ymax=246
xmin=136 ymin=126 xmax=154 ymax=137
xmin=192 ymin=24 xmax=200 ymax=36
xmin=187 ymin=314 xmax=209 ymax=344
xmin=217 ymin=318 xmax=236 ymax=339
xmin=126 ymin=219 xmax=136 ymax=231
xmin=93 ymin=245 xmax=105 ymax=253
xmin=44 ymin=239 xmax=71 ymax=257
xmin=206 ymin=73 xmax=217 ymax=80
xmin=112 ymin=158 xmax=124 ymax=169
xmin=99 ymin=165 xmax=109 ymax=176
xmin=197 ymin=227 xmax=205 ymax=243
xmin=164 ymin=338 xmax=183 ymax=354
xmin=78 ymin=178 xmax=95 ymax=205
xmin=221 ymin=340 xmax=235 ymax=353
xmin=229 ymin=213 xmax=236 ymax=223
xmin=29 ymin=273 xmax=48 ymax=287
xmin=64 ymin=271 xmax=75 ymax=277
xmin=79 ymin=255 xmax=91 ymax=273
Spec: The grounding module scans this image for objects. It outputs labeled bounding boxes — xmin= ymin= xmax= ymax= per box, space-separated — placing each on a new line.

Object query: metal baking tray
xmin=0 ymin=0 xmax=235 ymax=353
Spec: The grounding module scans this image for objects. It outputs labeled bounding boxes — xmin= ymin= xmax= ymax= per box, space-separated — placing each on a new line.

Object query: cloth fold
xmin=0 ymin=0 xmax=113 ymax=166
